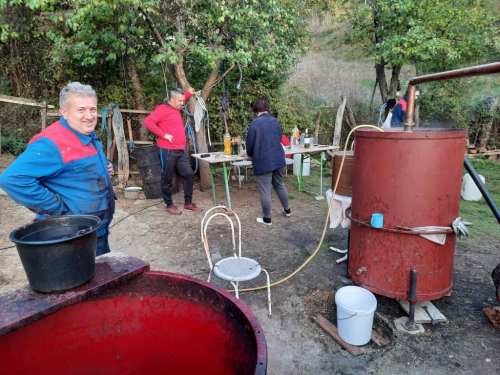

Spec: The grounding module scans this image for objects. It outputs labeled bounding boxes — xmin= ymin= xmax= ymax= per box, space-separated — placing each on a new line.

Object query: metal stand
xmin=404 ymin=269 xmax=420 ymax=331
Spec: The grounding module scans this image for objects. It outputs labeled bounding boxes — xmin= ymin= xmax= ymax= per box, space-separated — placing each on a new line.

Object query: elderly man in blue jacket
xmin=0 ymin=82 xmax=115 ymax=256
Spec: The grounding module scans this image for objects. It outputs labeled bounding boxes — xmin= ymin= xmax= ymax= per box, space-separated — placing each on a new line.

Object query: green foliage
xmin=459 ymin=159 xmax=500 ymax=239
xmin=333 ymin=0 xmax=499 ymax=68
xmin=0 ymin=124 xmax=41 ymax=155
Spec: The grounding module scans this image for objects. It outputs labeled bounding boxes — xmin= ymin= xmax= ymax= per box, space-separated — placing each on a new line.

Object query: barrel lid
xmin=333 ymin=151 xmax=354 ymax=157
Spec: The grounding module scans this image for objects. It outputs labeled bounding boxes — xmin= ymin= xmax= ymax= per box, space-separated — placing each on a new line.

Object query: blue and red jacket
xmin=391 ymin=96 xmax=407 ymax=127
xmin=0 ymin=117 xmax=115 ymax=237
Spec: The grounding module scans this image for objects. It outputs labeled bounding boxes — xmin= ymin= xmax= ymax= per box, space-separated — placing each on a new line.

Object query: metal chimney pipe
xmin=404 ymin=62 xmax=500 ymax=132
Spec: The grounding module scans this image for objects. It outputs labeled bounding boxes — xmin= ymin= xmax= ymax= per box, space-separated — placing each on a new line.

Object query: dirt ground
xmin=1 ymin=152 xmax=499 ymax=375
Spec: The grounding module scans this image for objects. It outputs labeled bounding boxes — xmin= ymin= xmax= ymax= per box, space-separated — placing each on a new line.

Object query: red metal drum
xmin=0 ymin=271 xmax=267 ymax=375
xmin=348 ymin=128 xmax=467 ymax=301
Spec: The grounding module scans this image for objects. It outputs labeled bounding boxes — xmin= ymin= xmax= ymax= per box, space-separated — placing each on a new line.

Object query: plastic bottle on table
xmin=291 ymin=126 xmax=300 ymax=149
xmin=224 ymin=132 xmax=232 ymax=155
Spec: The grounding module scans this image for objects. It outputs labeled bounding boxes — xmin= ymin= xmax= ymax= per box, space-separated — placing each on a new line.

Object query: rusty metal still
xmin=332 ymin=151 xmax=354 ymax=197
xmin=348 ymin=128 xmax=467 ymax=300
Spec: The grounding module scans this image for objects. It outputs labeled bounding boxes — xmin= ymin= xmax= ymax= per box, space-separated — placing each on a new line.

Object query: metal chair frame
xmin=201 ymin=206 xmax=272 ymax=316
xmin=230 ymin=161 xmax=253 ymax=188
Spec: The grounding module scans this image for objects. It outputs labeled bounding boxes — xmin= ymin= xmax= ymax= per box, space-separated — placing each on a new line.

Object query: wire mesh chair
xmin=201 ymin=206 xmax=272 ymax=316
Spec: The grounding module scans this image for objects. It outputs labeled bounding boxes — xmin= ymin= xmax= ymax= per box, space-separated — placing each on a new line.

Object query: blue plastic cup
xmin=371 ymin=213 xmax=384 ymax=228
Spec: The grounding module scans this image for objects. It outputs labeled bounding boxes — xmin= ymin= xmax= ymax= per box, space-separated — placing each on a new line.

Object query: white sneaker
xmin=256 ymin=217 xmax=272 ymax=226
xmin=283 ymin=208 xmax=291 ymax=217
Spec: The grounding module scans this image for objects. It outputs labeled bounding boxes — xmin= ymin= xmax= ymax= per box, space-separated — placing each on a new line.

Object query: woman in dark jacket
xmin=246 ymin=99 xmax=291 ymax=225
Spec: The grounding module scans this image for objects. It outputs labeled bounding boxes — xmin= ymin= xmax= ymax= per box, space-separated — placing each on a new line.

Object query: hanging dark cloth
xmin=220 ymin=62 xmax=230 ymax=117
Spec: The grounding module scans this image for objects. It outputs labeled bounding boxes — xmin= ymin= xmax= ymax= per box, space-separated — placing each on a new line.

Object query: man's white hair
xmin=59 ymin=82 xmax=97 ymax=108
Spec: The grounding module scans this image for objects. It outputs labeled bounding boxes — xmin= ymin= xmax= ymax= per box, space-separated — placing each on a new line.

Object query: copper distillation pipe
xmin=404 ymin=62 xmax=500 ymax=132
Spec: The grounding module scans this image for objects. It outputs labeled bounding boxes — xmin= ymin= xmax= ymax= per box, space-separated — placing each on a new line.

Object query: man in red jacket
xmin=143 ymin=87 xmax=203 ymax=215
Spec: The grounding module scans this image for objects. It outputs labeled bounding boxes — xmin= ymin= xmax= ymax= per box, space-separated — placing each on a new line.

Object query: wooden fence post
xmin=333 ymin=96 xmax=347 ymax=148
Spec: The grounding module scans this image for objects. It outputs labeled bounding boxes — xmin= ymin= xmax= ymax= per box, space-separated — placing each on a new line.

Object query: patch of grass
xmin=459 ymin=159 xmax=500 ymax=239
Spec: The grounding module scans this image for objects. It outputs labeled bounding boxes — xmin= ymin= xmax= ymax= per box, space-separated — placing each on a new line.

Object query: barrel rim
xmin=355 ymin=128 xmax=467 ymax=139
xmin=9 ymin=215 xmax=101 ymax=245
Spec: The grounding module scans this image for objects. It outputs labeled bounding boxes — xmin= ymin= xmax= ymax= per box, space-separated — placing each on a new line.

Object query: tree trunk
xmin=345 ymin=101 xmax=357 ymax=128
xmin=415 ymin=103 xmax=420 ymax=128
xmin=373 ymin=9 xmax=388 ymax=104
xmin=375 ymin=62 xmax=389 ymax=103
xmin=124 ymin=52 xmax=148 ymax=141
xmin=388 ymin=65 xmax=402 ymax=99
xmin=477 ymin=96 xmax=499 ymax=151
xmin=314 ymin=112 xmax=321 ymax=143
xmin=369 ymin=79 xmax=378 ymax=107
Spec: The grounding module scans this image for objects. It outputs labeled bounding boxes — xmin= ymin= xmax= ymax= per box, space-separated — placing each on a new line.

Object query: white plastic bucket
xmin=293 ymin=154 xmax=310 ymax=176
xmin=461 ymin=173 xmax=485 ymax=202
xmin=335 ymin=286 xmax=377 ymax=346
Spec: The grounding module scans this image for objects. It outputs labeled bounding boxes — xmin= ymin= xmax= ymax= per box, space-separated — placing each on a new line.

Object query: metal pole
xmin=464 ymin=156 xmax=500 ymax=224
xmin=209 ymin=164 xmax=217 ymax=204
xmin=223 ymin=162 xmax=232 ymax=209
xmin=403 ymin=85 xmax=417 ymax=132
xmin=404 ymin=270 xmax=420 ymax=331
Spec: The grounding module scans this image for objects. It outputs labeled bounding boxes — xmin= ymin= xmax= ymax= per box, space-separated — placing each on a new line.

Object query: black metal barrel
xmin=133 ymin=145 xmax=163 ymax=199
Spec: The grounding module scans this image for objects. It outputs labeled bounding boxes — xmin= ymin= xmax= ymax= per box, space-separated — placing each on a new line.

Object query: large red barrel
xmin=348 ymin=128 xmax=467 ymax=301
xmin=0 ymin=271 xmax=267 ymax=374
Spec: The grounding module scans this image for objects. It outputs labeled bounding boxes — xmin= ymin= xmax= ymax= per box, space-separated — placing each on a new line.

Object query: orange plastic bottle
xmin=223 ymin=132 xmax=232 ymax=155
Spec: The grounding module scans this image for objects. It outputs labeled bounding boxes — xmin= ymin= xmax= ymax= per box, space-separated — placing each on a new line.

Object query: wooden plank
xmin=483 ymin=306 xmax=500 ymax=328
xmin=477 ymin=149 xmax=500 ymax=155
xmin=0 ymin=95 xmax=54 ymax=108
xmin=47 ymin=111 xmax=104 ymax=118
xmin=371 ymin=330 xmax=390 ymax=347
xmin=397 ymin=300 xmax=448 ymax=323
xmin=40 ymin=105 xmax=47 ymax=130
xmin=133 ymin=141 xmax=154 ymax=145
xmin=311 ymin=314 xmax=365 ymax=356
xmin=110 ymin=106 xmax=129 ymax=188
xmin=119 ymin=109 xmax=152 ymax=114
xmin=109 ymin=139 xmax=116 ymax=161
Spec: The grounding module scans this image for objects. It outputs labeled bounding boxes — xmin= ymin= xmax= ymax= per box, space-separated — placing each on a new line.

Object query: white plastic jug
xmin=293 ymin=154 xmax=310 ymax=176
xmin=335 ymin=286 xmax=377 ymax=346
xmin=461 ymin=173 xmax=485 ymax=202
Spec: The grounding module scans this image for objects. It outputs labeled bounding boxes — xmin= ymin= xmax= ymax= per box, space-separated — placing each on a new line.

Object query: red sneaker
xmin=166 ymin=205 xmax=182 ymax=215
xmin=184 ymin=203 xmax=203 ymax=212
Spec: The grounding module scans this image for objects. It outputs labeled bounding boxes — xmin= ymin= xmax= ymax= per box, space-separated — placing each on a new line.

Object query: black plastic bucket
xmin=9 ymin=215 xmax=101 ymax=293
xmin=133 ymin=145 xmax=163 ymax=199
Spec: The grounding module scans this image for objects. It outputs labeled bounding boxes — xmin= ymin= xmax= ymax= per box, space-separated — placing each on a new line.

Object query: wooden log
xmin=311 ymin=314 xmax=365 ymax=356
